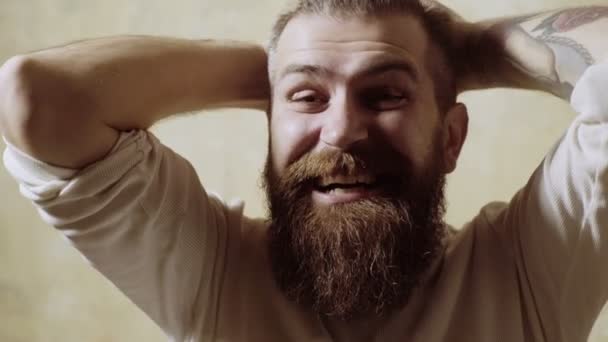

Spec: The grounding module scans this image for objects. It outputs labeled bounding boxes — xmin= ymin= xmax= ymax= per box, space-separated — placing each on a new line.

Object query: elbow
xmin=0 ymin=55 xmax=40 ymax=146
xmin=0 ymin=55 xmax=84 ymax=153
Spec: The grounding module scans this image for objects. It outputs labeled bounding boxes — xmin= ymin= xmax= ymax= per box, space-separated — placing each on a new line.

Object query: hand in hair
xmin=418 ymin=0 xmax=487 ymax=93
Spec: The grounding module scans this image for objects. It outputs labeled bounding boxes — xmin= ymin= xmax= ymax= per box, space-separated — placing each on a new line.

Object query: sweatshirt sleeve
xmin=2 ymin=130 xmax=232 ymax=340
xmin=487 ymin=62 xmax=608 ymax=342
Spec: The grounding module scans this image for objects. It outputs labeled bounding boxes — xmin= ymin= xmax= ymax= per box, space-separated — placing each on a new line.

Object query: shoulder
xmin=571 ymin=62 xmax=608 ymax=119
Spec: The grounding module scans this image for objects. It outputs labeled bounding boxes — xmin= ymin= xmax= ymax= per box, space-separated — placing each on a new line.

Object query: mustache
xmin=279 ymin=145 xmax=410 ymax=191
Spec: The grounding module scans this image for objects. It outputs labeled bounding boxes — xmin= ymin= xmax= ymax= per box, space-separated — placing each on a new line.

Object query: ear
xmin=441 ymin=102 xmax=468 ymax=173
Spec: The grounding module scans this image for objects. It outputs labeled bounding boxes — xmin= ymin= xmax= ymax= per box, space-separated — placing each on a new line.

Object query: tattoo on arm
xmin=505 ymin=6 xmax=607 ymax=98
xmin=531 ymin=7 xmax=608 ymax=66
xmin=532 ymin=7 xmax=608 ymax=36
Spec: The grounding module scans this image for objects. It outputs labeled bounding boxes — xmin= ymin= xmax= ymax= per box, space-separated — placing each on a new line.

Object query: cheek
xmin=376 ymin=111 xmax=433 ymax=168
xmin=270 ymin=109 xmax=318 ymax=173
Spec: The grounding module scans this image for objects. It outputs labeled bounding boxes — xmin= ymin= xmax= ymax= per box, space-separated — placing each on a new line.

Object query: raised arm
xmin=0 ymin=36 xmax=269 ymax=168
xmin=467 ymin=6 xmax=608 ymax=99
xmin=0 ymin=36 xmax=271 ymax=338
xmin=455 ymin=6 xmax=608 ymax=341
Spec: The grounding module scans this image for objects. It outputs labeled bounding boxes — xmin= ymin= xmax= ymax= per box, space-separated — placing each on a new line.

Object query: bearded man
xmin=1 ymin=0 xmax=608 ymax=341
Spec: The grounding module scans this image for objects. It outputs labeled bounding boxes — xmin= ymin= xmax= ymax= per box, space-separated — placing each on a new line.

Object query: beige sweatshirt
xmin=4 ymin=62 xmax=608 ymax=342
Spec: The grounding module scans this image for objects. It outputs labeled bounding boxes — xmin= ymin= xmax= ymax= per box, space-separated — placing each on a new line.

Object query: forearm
xmin=471 ymin=6 xmax=608 ymax=99
xmin=0 ymin=36 xmax=269 ymax=168
xmin=24 ymin=36 xmax=270 ymax=128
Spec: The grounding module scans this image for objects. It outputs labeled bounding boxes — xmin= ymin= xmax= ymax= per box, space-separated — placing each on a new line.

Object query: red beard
xmin=263 ymin=139 xmax=447 ymax=320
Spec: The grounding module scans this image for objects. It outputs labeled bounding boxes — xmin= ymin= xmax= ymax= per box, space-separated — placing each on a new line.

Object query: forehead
xmin=272 ymin=13 xmax=430 ymax=82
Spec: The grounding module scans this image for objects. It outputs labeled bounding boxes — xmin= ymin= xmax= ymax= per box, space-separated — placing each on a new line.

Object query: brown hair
xmin=267 ymin=0 xmax=457 ymax=113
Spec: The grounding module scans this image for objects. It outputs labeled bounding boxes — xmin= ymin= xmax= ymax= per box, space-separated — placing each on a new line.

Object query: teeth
xmin=319 ymin=174 xmax=376 ymax=187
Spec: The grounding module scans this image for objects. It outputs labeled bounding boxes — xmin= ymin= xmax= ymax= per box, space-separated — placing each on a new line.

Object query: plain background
xmin=1 ymin=0 xmax=607 ymax=341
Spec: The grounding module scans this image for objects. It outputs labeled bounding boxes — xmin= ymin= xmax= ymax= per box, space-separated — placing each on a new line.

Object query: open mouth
xmin=316 ymin=174 xmax=379 ymax=192
xmin=312 ymin=174 xmax=386 ymax=204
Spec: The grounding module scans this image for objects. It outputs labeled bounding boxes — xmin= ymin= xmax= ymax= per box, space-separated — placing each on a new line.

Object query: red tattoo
xmin=533 ymin=6 xmax=608 ymax=35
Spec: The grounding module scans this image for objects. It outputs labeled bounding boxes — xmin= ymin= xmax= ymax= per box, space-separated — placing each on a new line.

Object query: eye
xmin=288 ymin=89 xmax=328 ymax=112
xmin=291 ymin=90 xmax=324 ymax=103
xmin=362 ymin=88 xmax=408 ymax=111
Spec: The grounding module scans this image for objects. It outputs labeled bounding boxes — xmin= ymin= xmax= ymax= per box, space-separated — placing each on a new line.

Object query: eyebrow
xmin=278 ymin=59 xmax=420 ymax=83
xmin=361 ymin=61 xmax=419 ymax=82
xmin=279 ymin=64 xmax=334 ymax=80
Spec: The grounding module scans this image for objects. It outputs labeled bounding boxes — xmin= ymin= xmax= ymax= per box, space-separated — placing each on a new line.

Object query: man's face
xmin=264 ymin=13 xmax=465 ymax=320
xmin=269 ymin=13 xmax=443 ymax=185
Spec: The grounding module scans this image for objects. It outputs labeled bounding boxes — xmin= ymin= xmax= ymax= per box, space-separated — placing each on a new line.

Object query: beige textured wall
xmin=1 ymin=0 xmax=607 ymax=341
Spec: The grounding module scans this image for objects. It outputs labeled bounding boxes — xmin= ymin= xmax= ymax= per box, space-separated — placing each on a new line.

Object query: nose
xmin=320 ymin=95 xmax=369 ymax=149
